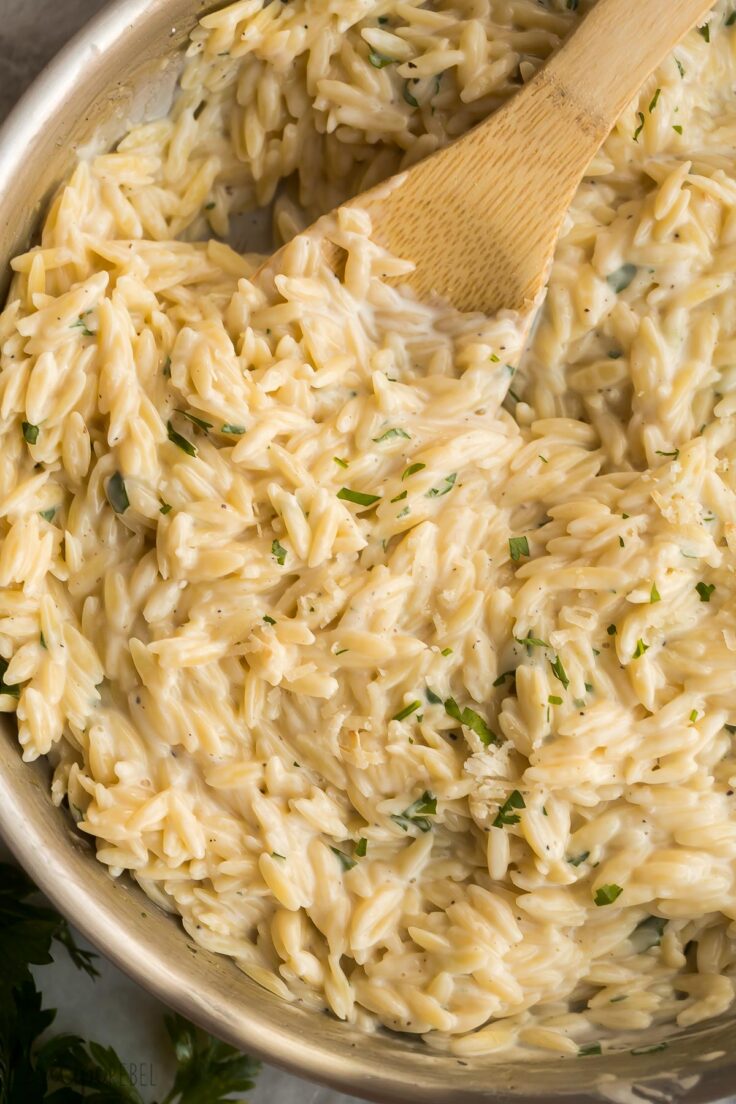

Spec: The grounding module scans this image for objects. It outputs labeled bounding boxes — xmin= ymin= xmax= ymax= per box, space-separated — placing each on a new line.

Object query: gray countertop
xmin=0 ymin=2 xmax=360 ymax=1100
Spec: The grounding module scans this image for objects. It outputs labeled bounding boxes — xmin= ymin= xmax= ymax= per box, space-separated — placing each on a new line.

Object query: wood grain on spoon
xmin=261 ymin=0 xmax=713 ymax=319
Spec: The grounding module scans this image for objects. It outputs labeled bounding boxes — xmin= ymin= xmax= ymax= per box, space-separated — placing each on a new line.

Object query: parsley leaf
xmin=650 ymin=582 xmax=660 ymax=603
xmin=373 ymin=427 xmax=410 ymax=443
xmin=509 ymin=536 xmax=530 ymax=561
xmin=167 ymin=421 xmax=197 ymax=457
xmin=594 ymin=884 xmax=623 ymax=906
xmin=391 ymin=791 xmax=437 ymax=833
xmin=607 ymin=264 xmax=637 ymax=292
xmin=493 ymin=790 xmax=525 ymax=828
xmin=355 ymin=838 xmax=368 ymax=857
xmin=162 ymin=1012 xmax=261 ymax=1103
xmin=444 ymin=698 xmax=499 ymax=746
xmin=22 ymin=422 xmax=39 ymax=445
xmin=337 ymin=487 xmax=381 ymax=507
xmin=426 ymin=473 xmax=456 ymax=498
xmin=175 ymin=408 xmax=212 ymax=432
xmin=568 ymin=851 xmax=590 ymax=867
xmin=695 ymin=582 xmax=715 ymax=602
xmin=632 ymin=639 xmax=649 ymax=659
xmin=549 ymin=655 xmax=569 ymax=689
xmin=393 ymin=700 xmax=421 ymax=722
xmin=271 ymin=539 xmax=287 ymax=566
xmin=106 ymin=471 xmax=129 ymax=515
xmin=330 ymin=846 xmax=357 ymax=872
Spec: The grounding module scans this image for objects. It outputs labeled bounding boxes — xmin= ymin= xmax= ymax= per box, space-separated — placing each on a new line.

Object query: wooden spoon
xmin=260 ymin=0 xmax=712 ymax=322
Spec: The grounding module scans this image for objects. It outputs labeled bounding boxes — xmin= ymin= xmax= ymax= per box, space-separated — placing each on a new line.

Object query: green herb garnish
xmin=568 ymin=851 xmax=590 ymax=867
xmin=167 ymin=421 xmax=197 ymax=457
xmin=492 ymin=790 xmax=525 ymax=828
xmin=444 ymin=698 xmax=498 ymax=746
xmin=594 ymin=884 xmax=623 ymax=906
xmin=696 ymin=582 xmax=715 ymax=602
xmin=391 ymin=790 xmax=437 ymax=833
xmin=509 ymin=535 xmax=530 ymax=562
xmin=648 ymin=87 xmax=661 ymax=113
xmin=176 ymin=408 xmax=212 ymax=432
xmin=271 ymin=539 xmax=287 ymax=566
xmin=426 ymin=473 xmax=457 ymax=498
xmin=607 ymin=263 xmax=637 ymax=292
xmin=650 ymin=582 xmax=661 ymax=603
xmin=393 ymin=700 xmax=421 ymax=722
xmin=105 ymin=471 xmax=129 ymax=514
xmin=330 ymin=846 xmax=357 ymax=871
xmin=221 ymin=424 xmax=245 ymax=435
xmin=22 ymin=422 xmax=39 ymax=445
xmin=333 ymin=456 xmax=349 ymax=468
xmin=373 ymin=427 xmax=411 ymax=443
xmin=402 ymin=462 xmax=426 ymax=480
xmin=578 ymin=1043 xmax=602 ymax=1057
xmin=160 ymin=501 xmax=172 ymax=515
xmin=550 ymin=655 xmax=569 ymax=689
xmin=403 ymin=82 xmax=419 ymax=108
xmin=355 ymin=838 xmax=368 ymax=857
xmin=632 ymin=639 xmax=649 ymax=659
xmin=633 ymin=112 xmax=645 ymax=142
xmin=368 ymin=50 xmax=393 ymax=68
xmin=337 ymin=487 xmax=381 ymax=507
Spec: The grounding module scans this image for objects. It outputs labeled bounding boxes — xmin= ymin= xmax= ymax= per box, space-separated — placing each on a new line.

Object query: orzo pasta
xmin=3 ymin=0 xmax=736 ymax=1059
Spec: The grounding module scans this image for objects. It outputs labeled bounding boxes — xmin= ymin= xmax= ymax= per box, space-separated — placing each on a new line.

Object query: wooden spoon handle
xmin=542 ymin=0 xmax=712 ymax=144
xmin=359 ymin=0 xmax=713 ymax=315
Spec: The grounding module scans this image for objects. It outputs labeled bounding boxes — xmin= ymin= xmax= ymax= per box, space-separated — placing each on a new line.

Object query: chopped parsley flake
xmin=698 ymin=22 xmax=710 ymax=42
xmin=426 ymin=687 xmax=442 ymax=705
xmin=509 ymin=535 xmax=530 ymax=561
xmin=607 ymin=624 xmax=617 ymax=636
xmin=271 ymin=852 xmax=286 ymax=860
xmin=648 ymin=87 xmax=661 ymax=113
xmin=0 ymin=658 xmax=20 ymax=698
xmin=22 ymin=422 xmax=39 ymax=445
xmin=594 ymin=884 xmax=623 ymax=906
xmin=675 ymin=57 xmax=685 ymax=76
xmin=333 ymin=456 xmax=349 ymax=468
xmin=578 ymin=1043 xmax=602 ymax=1057
xmin=39 ymin=508 xmax=56 ymax=523
xmin=550 ymin=655 xmax=569 ymax=689
xmin=391 ymin=490 xmax=407 ymax=503
xmin=548 ymin=695 xmax=562 ymax=705
xmin=633 ymin=112 xmax=645 ymax=142
xmin=696 ymin=582 xmax=715 ymax=602
xmin=493 ymin=790 xmax=525 ymax=828
xmin=568 ymin=851 xmax=590 ymax=867
xmin=163 ymin=357 xmax=172 ymax=378
xmin=689 ymin=709 xmax=698 ymax=722
xmin=355 ymin=837 xmax=368 ymax=857
xmin=106 ymin=471 xmax=129 ymax=514
xmin=673 ymin=124 xmax=683 ymax=134
xmin=337 ymin=487 xmax=381 ymax=507
xmin=493 ymin=671 xmax=515 ymax=687
xmin=71 ymin=315 xmax=94 ymax=337
xmin=167 ymin=421 xmax=197 ymax=457
xmin=330 ymin=846 xmax=357 ymax=871
xmin=517 ymin=635 xmax=548 ymax=649
xmin=650 ymin=582 xmax=661 ymax=603
xmin=368 ymin=50 xmax=393 ymax=68
xmin=159 ymin=501 xmax=172 ymax=515
xmin=263 ymin=615 xmax=276 ymax=625
xmin=728 ymin=11 xmax=736 ymax=26
xmin=393 ymin=700 xmax=421 ymax=723
xmin=221 ymin=424 xmax=245 ymax=435
xmin=402 ymin=462 xmax=425 ymax=480
xmin=403 ymin=81 xmax=419 ymax=108
xmin=176 ymin=409 xmax=212 ymax=432
xmin=374 ymin=427 xmax=411 ymax=443
xmin=271 ymin=539 xmax=287 ymax=566
xmin=391 ymin=790 xmax=437 ymax=833
xmin=444 ymin=698 xmax=498 ymax=746
xmin=426 ymin=473 xmax=457 ymax=498
xmin=441 ymin=647 xmax=453 ymax=656
xmin=632 ymin=638 xmax=649 ymax=659
xmin=607 ymin=263 xmax=637 ymax=292
xmin=655 ymin=448 xmax=679 ymax=459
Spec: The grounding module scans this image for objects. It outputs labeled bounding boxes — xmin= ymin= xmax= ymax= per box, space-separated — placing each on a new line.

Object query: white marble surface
xmin=0 ymin=2 xmax=362 ymax=1100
